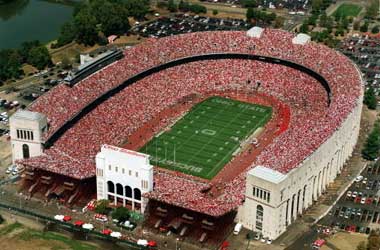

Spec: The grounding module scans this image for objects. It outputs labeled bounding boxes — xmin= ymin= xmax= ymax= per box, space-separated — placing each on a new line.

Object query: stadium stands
xmin=18 ymin=29 xmax=362 ymax=216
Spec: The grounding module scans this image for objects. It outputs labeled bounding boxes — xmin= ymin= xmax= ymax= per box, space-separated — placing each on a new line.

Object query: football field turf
xmin=139 ymin=96 xmax=272 ymax=179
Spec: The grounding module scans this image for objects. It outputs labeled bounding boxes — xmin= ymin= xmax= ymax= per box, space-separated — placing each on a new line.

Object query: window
xmin=129 ymin=170 xmax=132 ymax=176
xmin=17 ymin=130 xmax=20 ymax=139
xmin=267 ymin=193 xmax=271 ymax=203
xmin=134 ymin=188 xmax=141 ymax=201
xmin=108 ymin=165 xmax=111 ymax=171
xmin=22 ymin=144 xmax=30 ymax=159
xmin=115 ymin=167 xmax=118 ymax=173
xmin=135 ymin=172 xmax=138 ymax=178
xmin=259 ymin=189 xmax=263 ymax=199
xmin=125 ymin=186 xmax=132 ymax=198
xmin=256 ymin=205 xmax=264 ymax=231
xmin=107 ymin=181 xmax=115 ymax=193
xmin=122 ymin=168 xmax=125 ymax=174
xmin=253 ymin=187 xmax=256 ymax=196
xmin=30 ymin=131 xmax=34 ymax=141
xmin=116 ymin=183 xmax=123 ymax=196
xmin=263 ymin=191 xmax=267 ymax=200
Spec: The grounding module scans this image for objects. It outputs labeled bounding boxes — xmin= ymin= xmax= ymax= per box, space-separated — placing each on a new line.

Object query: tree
xmin=212 ymin=9 xmax=218 ymax=16
xmin=100 ymin=5 xmax=130 ymax=36
xmin=124 ymin=0 xmax=150 ymax=20
xmin=372 ymin=26 xmax=380 ymax=34
xmin=19 ymin=40 xmax=41 ymax=62
xmin=300 ymin=23 xmax=309 ymax=33
xmin=189 ymin=4 xmax=207 ymax=14
xmin=111 ymin=207 xmax=130 ymax=222
xmin=0 ymin=214 xmax=4 ymax=224
xmin=95 ymin=199 xmax=109 ymax=214
xmin=55 ymin=21 xmax=76 ymax=47
xmin=360 ymin=21 xmax=369 ymax=32
xmin=362 ymin=120 xmax=380 ymax=160
xmin=364 ymin=87 xmax=377 ymax=110
xmin=241 ymin=0 xmax=257 ymax=8
xmin=0 ymin=49 xmax=23 ymax=81
xmin=74 ymin=7 xmax=99 ymax=45
xmin=27 ymin=46 xmax=52 ymax=70
xmin=168 ymin=0 xmax=177 ymax=12
xmin=246 ymin=8 xmax=254 ymax=21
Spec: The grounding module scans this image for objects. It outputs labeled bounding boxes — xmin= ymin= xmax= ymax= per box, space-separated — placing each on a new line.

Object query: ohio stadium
xmin=10 ymin=27 xmax=363 ymax=242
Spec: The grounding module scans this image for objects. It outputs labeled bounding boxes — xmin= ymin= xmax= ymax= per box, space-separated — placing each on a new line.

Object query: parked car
xmin=361 ymin=197 xmax=367 ymax=204
xmin=233 ymin=223 xmax=242 ymax=235
xmin=355 ymin=176 xmax=364 ymax=182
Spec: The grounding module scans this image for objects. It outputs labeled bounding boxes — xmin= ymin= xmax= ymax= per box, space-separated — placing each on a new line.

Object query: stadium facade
xmin=10 ymin=28 xmax=364 ymax=241
xmin=238 ymin=92 xmax=362 ymax=239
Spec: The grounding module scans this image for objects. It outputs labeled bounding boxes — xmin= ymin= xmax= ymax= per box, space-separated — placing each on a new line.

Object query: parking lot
xmin=199 ymin=0 xmax=310 ymax=10
xmin=132 ymin=14 xmax=251 ymax=38
xmin=321 ymin=161 xmax=380 ymax=235
xmin=338 ymin=35 xmax=380 ymax=93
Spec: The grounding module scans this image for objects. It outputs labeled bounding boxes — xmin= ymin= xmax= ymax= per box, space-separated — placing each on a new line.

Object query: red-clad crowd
xmin=19 ymin=29 xmax=363 ymax=216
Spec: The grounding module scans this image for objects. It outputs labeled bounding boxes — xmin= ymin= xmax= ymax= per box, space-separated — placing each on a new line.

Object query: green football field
xmin=139 ymin=96 xmax=272 ymax=179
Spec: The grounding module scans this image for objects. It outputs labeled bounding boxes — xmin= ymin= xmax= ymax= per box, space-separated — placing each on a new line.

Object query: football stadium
xmin=10 ymin=28 xmax=363 ymax=243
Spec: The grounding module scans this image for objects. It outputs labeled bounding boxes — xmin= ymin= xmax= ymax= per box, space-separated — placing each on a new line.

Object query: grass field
xmin=333 ymin=3 xmax=362 ymax=18
xmin=140 ymin=96 xmax=272 ymax=179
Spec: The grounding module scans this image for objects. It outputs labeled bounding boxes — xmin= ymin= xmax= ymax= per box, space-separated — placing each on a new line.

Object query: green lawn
xmin=140 ymin=96 xmax=272 ymax=179
xmin=333 ymin=3 xmax=362 ymax=17
xmin=19 ymin=229 xmax=95 ymax=250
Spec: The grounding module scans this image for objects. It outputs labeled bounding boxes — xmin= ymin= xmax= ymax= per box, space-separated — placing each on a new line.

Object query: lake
xmin=0 ymin=0 xmax=73 ymax=49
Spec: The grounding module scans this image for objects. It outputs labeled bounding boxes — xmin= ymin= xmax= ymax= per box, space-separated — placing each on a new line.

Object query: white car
xmin=137 ymin=239 xmax=148 ymax=246
xmin=266 ymin=239 xmax=272 ymax=244
xmin=5 ymin=165 xmax=16 ymax=174
xmin=355 ymin=176 xmax=363 ymax=182
xmin=346 ymin=191 xmax=352 ymax=198
xmin=361 ymin=197 xmax=366 ymax=204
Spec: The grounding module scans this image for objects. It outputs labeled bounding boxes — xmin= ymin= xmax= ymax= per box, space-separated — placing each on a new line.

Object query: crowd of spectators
xmin=19 ymin=29 xmax=362 ymax=216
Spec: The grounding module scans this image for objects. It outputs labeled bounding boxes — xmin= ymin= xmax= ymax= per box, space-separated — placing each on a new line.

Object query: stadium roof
xmin=292 ymin=33 xmax=311 ymax=45
xmin=11 ymin=110 xmax=45 ymax=122
xmin=248 ymin=166 xmax=287 ymax=184
xmin=246 ymin=26 xmax=264 ymax=38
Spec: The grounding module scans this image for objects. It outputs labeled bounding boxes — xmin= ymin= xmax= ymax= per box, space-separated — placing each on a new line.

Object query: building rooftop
xmin=11 ymin=110 xmax=45 ymax=122
xmin=248 ymin=166 xmax=287 ymax=184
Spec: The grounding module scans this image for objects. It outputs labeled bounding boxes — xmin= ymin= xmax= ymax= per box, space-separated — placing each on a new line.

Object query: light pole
xmin=176 ymin=238 xmax=179 ymax=250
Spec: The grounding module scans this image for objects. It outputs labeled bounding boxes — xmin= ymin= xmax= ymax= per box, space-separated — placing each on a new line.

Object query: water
xmin=0 ymin=0 xmax=73 ymax=49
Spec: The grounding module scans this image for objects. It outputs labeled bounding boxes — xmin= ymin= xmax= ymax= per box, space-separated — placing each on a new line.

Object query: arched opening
xmin=107 ymin=181 xmax=115 ymax=193
xmin=134 ymin=188 xmax=141 ymax=201
xmin=256 ymin=205 xmax=264 ymax=232
xmin=116 ymin=183 xmax=123 ymax=196
xmin=22 ymin=144 xmax=30 ymax=159
xmin=125 ymin=186 xmax=132 ymax=198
